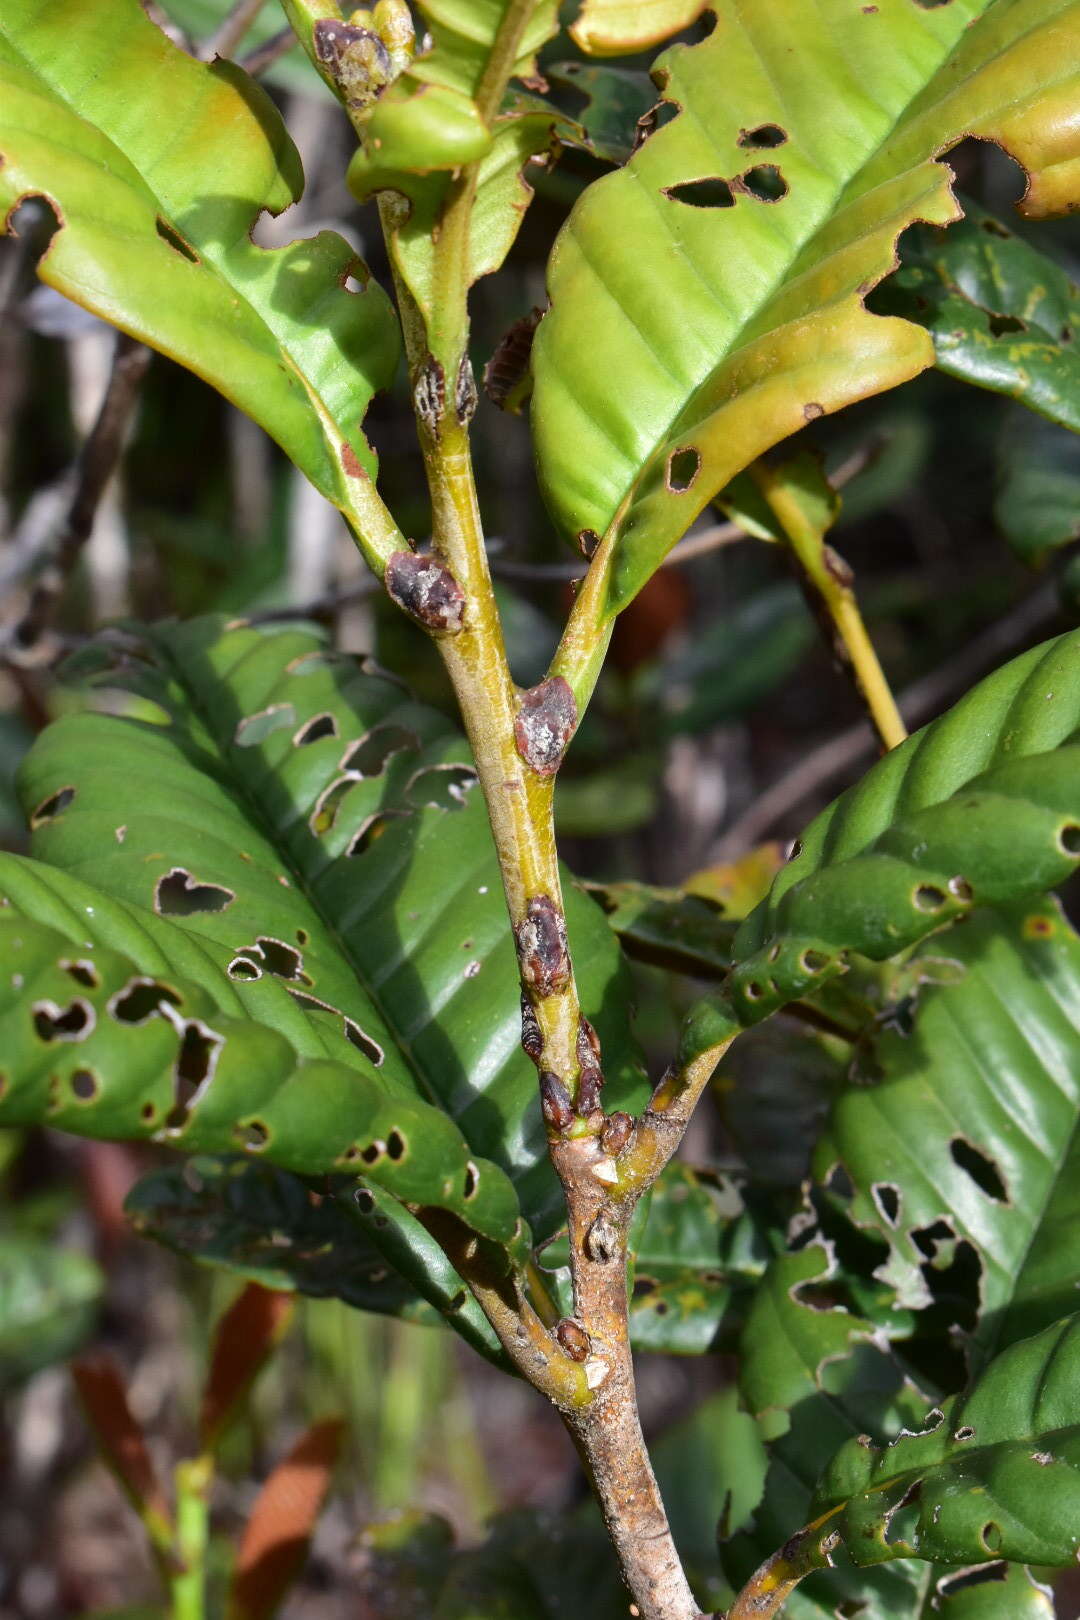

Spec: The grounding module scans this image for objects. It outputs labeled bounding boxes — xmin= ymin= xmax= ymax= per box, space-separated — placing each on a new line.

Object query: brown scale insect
xmin=577 ymin=1066 xmax=604 ymax=1117
xmin=555 ymin=1317 xmax=590 ymax=1361
xmin=539 ymin=1070 xmax=574 ymax=1133
xmin=413 ymin=356 xmax=446 ymax=436
xmin=514 ymin=677 xmax=577 ymax=777
xmin=483 ymin=307 xmax=544 ymax=413
xmin=384 ymin=551 xmax=465 ymax=634
xmin=520 ymin=992 xmax=543 ymax=1065
xmin=515 ymin=895 xmax=570 ymax=997
xmin=577 ymin=1015 xmax=601 ymax=1066
xmin=455 ymin=355 xmax=478 ymax=425
xmin=601 ymin=1111 xmax=633 ymax=1157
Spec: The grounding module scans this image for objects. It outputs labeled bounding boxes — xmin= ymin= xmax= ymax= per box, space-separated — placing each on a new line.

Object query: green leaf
xmin=722 ymin=903 xmax=1080 ymax=1618
xmin=0 ymin=1233 xmax=103 ymax=1387
xmin=809 ymin=1313 xmax=1080 ymax=1569
xmin=730 ymin=631 xmax=1080 ymax=1024
xmin=585 ymin=879 xmax=736 ymax=978
xmin=5 ymin=617 xmax=645 ymax=1244
xmin=0 ymin=905 xmax=523 ymax=1243
xmin=124 ymin=1156 xmax=509 ymax=1365
xmin=873 ymin=202 xmax=1080 ymax=432
xmin=627 ymin=1164 xmax=768 ymax=1353
xmin=532 ymin=0 xmax=1080 ymax=610
xmin=569 ymin=0 xmax=708 ymax=57
xmin=0 ymin=0 xmax=400 ymax=526
xmin=995 ymin=411 xmax=1080 ymax=565
xmin=546 ymin=63 xmax=656 ymax=165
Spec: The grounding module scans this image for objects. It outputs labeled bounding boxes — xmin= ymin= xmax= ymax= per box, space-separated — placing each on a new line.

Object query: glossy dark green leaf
xmin=808 ymin=1314 xmax=1080 ymax=1569
xmin=546 ymin=63 xmax=656 ymax=165
xmin=874 ymin=203 xmax=1080 ymax=431
xmin=0 ymin=0 xmax=400 ymax=517
xmin=124 ymin=1157 xmax=508 ymax=1365
xmin=731 ymin=631 xmax=1080 ymax=1024
xmin=8 ymin=618 xmax=645 ymax=1244
xmin=995 ymin=411 xmax=1080 ymax=565
xmin=722 ymin=903 xmax=1080 ymax=1617
xmin=585 ymin=879 xmax=736 ymax=978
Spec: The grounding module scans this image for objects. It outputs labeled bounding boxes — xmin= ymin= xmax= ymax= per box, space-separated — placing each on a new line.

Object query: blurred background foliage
xmin=1 ymin=1 xmax=1079 ymax=1615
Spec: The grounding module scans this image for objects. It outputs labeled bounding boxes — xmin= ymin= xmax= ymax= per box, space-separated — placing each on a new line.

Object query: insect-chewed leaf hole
xmin=30 ymin=786 xmax=76 ymax=827
xmin=948 ymin=875 xmax=973 ymax=900
xmin=979 ymin=1521 xmax=1002 ymax=1553
xmin=167 ymin=1021 xmax=223 ymax=1129
xmin=950 ymin=1137 xmax=1008 ymax=1203
xmin=954 ymin=1424 xmax=975 ymax=1441
xmin=62 ymin=959 xmax=99 ymax=988
xmin=913 ymin=883 xmax=947 ymax=912
xmin=344 ymin=1018 xmax=384 ymax=1066
xmin=155 ymin=867 xmax=234 ymax=917
xmin=988 ymin=312 xmax=1025 ymax=337
xmin=666 ymin=447 xmax=701 ymax=494
xmin=234 ymin=704 xmax=296 ymax=746
xmin=141 ymin=1101 xmax=156 ymax=1123
xmin=663 ymin=176 xmax=734 ymax=208
xmin=240 ymin=1119 xmax=270 ymax=1150
xmin=463 ymin=1162 xmax=479 ymax=1199
xmin=738 ymin=122 xmax=787 ymax=148
xmin=386 ymin=1128 xmax=406 ymax=1161
xmin=634 ymin=98 xmax=680 ymax=148
xmin=935 ymin=1565 xmax=1007 ymax=1599
xmin=228 ymin=957 xmax=261 ymax=981
xmin=70 ymin=1068 xmax=99 ymax=1101
xmin=342 ymin=723 xmax=419 ymax=777
xmin=406 ymin=763 xmax=479 ymax=811
xmin=883 ymin=1478 xmax=922 ymax=1545
xmin=294 ymin=712 xmax=339 ymax=746
xmin=155 ymin=216 xmax=199 ymax=262
xmin=825 ymin=1162 xmax=854 ymax=1201
xmin=311 ymin=776 xmax=358 ymax=835
xmin=1058 ymin=822 xmax=1080 ymax=855
xmin=33 ymin=998 xmax=94 ymax=1042
xmin=110 ymin=978 xmax=182 ymax=1024
xmin=740 ymin=163 xmax=787 ymax=201
xmin=872 ymin=1182 xmax=901 ymax=1226
xmin=799 ymin=947 xmax=829 ymax=973
xmin=354 ymin=1187 xmax=376 ymax=1213
xmin=347 ymin=811 xmax=408 ymax=857
xmin=744 ymin=980 xmax=764 ymax=1000
xmin=360 ymin=1141 xmax=384 ymax=1164
xmin=252 ymin=937 xmax=305 ymax=980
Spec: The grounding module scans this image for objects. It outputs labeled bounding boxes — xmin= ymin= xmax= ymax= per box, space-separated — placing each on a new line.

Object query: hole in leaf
xmin=33 ymin=999 xmax=94 ymax=1041
xmin=979 ymin=1521 xmax=1002 ymax=1552
xmin=234 ymin=704 xmax=296 ymax=746
xmin=740 ymin=163 xmax=787 ymax=201
xmin=666 ymin=447 xmax=701 ymax=493
xmin=800 ymin=947 xmax=829 ymax=973
xmin=738 ymin=123 xmax=787 ymax=148
xmin=347 ymin=811 xmax=408 ymax=857
xmin=141 ymin=1101 xmax=156 ymax=1122
xmin=913 ymin=884 xmax=947 ymax=912
xmin=240 ymin=1120 xmax=269 ymax=1150
xmin=288 ymin=989 xmax=339 ymax=1019
xmin=344 ymin=1018 xmax=384 ymax=1066
xmin=948 ymin=875 xmax=973 ymax=901
xmin=155 ymin=216 xmax=199 ymax=262
xmin=70 ymin=1068 xmax=99 ymax=1101
xmin=406 ymin=765 xmax=479 ymax=811
xmin=386 ymin=1129 xmax=406 ymax=1161
xmin=310 ymin=777 xmax=357 ymax=836
xmin=228 ymin=958 xmax=261 ymax=981
xmin=634 ymin=97 xmax=680 ymax=149
xmin=950 ymin=1137 xmax=1007 ymax=1202
xmin=745 ymin=981 xmax=764 ymax=1000
xmin=31 ymin=786 xmax=75 ymax=827
xmin=955 ymin=1425 xmax=975 ymax=1441
xmin=354 ymin=1188 xmax=375 ymax=1214
xmin=341 ymin=724 xmax=418 ymax=776
xmin=1058 ymin=823 xmax=1080 ymax=855
xmin=110 ymin=979 xmax=182 ymax=1024
xmin=167 ymin=1021 xmax=223 ymax=1129
xmin=664 ymin=176 xmax=735 ymax=208
xmin=155 ymin=868 xmax=234 ymax=916
xmin=825 ymin=1162 xmax=854 ymax=1201
xmin=912 ymin=0 xmax=953 ymax=7
xmin=296 ymin=929 xmax=309 ymax=946
xmin=294 ymin=712 xmax=338 ymax=746
xmin=463 ymin=1162 xmax=479 ymax=1199
xmin=987 ymin=312 xmax=1025 ymax=337
xmin=62 ymin=959 xmax=99 ymax=988
xmin=361 ymin=1141 xmax=384 ymax=1165
xmin=872 ymin=1183 xmax=901 ymax=1226
xmin=254 ymin=937 xmax=304 ymax=980
xmin=883 ymin=1479 xmax=921 ymax=1545
xmin=935 ymin=1565 xmax=1007 ymax=1598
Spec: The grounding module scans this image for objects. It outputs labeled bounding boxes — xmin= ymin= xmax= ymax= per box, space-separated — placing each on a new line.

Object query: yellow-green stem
xmin=170 ymin=1455 xmax=213 ymax=1620
xmin=749 ymin=460 xmax=907 ymax=751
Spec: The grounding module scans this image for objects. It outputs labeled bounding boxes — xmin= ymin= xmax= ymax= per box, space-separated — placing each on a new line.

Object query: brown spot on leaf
xmin=514 ymin=677 xmax=577 ymax=776
xmin=803 ymin=401 xmax=825 ymax=421
xmin=340 ymin=442 xmax=365 ymax=478
xmin=385 ymin=550 xmax=465 ymax=633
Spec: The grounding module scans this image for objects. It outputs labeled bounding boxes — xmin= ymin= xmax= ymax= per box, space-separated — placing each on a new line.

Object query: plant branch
xmin=749 ymin=459 xmax=907 ymax=751
xmin=200 ymin=0 xmax=267 ymax=61
xmin=725 ymin=1512 xmax=841 ymax=1620
xmin=238 ymin=26 xmax=297 ymax=77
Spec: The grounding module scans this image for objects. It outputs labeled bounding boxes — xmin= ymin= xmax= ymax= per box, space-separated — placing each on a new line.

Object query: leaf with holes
xmin=585 ymin=879 xmax=737 ymax=978
xmin=720 ymin=902 xmax=1080 ymax=1617
xmin=125 ymin=1157 xmax=509 ymax=1366
xmin=872 ymin=201 xmax=1080 ymax=432
xmin=727 ymin=630 xmax=1080 ymax=1025
xmin=797 ymin=1313 xmax=1080 ymax=1575
xmin=532 ymin=0 xmax=1080 ymax=614
xmin=546 ymin=63 xmax=657 ymax=165
xmin=7 ymin=617 xmax=645 ymax=1247
xmin=0 ymin=0 xmax=400 ymax=531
